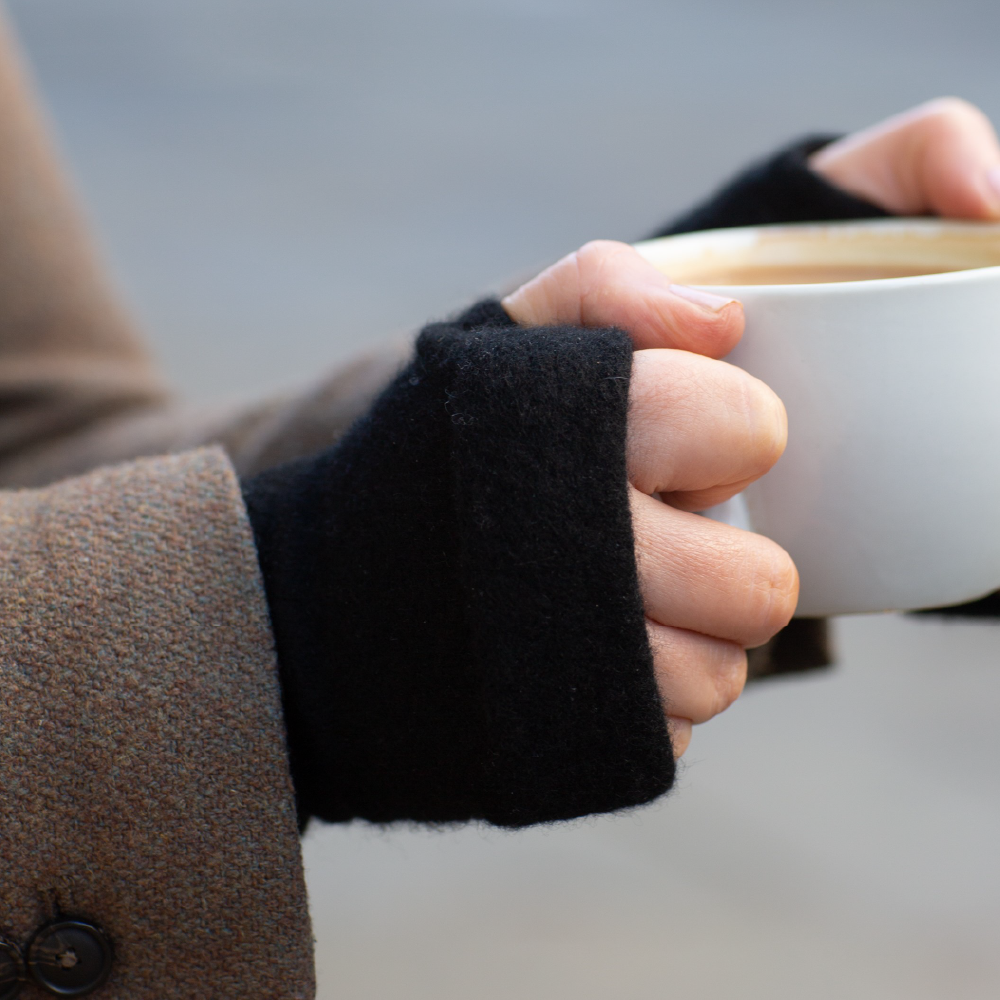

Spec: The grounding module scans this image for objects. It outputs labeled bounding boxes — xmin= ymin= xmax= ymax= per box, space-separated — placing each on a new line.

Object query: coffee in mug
xmin=635 ymin=219 xmax=1000 ymax=616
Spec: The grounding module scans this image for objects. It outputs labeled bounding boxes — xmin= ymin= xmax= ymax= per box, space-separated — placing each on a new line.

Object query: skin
xmin=502 ymin=98 xmax=1000 ymax=758
xmin=809 ymin=98 xmax=1000 ymax=219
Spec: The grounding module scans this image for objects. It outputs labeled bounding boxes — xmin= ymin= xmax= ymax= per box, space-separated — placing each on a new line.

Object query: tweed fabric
xmin=0 ymin=448 xmax=314 ymax=999
xmin=0 ymin=338 xmax=412 ymax=489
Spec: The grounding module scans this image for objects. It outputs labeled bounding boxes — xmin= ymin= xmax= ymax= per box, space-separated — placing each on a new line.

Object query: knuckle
xmin=919 ymin=97 xmax=990 ymax=138
xmin=576 ymin=238 xmax=624 ymax=259
xmin=575 ymin=240 xmax=629 ymax=315
xmin=575 ymin=239 xmax=632 ymax=282
xmin=924 ymin=96 xmax=982 ymax=123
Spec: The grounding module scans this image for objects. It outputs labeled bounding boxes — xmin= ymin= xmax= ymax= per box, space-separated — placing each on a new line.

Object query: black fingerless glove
xmin=242 ymin=301 xmax=674 ymax=829
xmin=652 ymin=135 xmax=890 ymax=238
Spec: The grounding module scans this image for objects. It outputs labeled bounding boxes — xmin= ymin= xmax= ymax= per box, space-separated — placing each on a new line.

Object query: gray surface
xmin=7 ymin=1 xmax=1000 ymax=996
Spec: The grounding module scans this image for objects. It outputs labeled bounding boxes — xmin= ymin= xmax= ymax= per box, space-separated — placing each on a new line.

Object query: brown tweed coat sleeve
xmin=0 ymin=446 xmax=314 ymax=999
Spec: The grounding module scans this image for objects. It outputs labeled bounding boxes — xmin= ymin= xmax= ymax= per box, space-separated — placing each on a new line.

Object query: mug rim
xmin=634 ymin=218 xmax=1000 ymax=295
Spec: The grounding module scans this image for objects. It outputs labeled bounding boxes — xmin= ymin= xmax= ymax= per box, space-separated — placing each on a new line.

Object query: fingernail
xmin=668 ymin=283 xmax=738 ymax=314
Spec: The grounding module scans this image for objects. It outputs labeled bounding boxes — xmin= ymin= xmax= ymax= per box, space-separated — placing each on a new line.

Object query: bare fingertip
xmin=667 ymin=716 xmax=692 ymax=758
xmin=499 ymin=292 xmax=526 ymax=325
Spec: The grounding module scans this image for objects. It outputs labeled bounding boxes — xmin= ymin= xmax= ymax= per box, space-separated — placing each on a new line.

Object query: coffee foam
xmin=637 ymin=221 xmax=1000 ymax=287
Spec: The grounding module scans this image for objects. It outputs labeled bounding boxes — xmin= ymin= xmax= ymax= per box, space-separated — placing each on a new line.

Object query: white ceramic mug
xmin=635 ymin=219 xmax=1000 ymax=616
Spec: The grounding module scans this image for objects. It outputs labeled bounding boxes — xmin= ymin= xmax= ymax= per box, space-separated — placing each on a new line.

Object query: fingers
xmin=627 ymin=349 xmax=787 ymax=507
xmin=502 ymin=240 xmax=744 ymax=357
xmin=640 ymin=511 xmax=772 ymax=760
xmin=631 ymin=488 xmax=799 ymax=649
xmin=648 ymin=621 xmax=747 ymax=724
xmin=626 ymin=350 xmax=791 ymax=746
xmin=810 ymin=97 xmax=1000 ymax=219
xmin=502 ymin=245 xmax=783 ymax=758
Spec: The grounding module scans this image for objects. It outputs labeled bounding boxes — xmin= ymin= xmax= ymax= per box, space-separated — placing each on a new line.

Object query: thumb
xmin=811 ymin=98 xmax=1000 ymax=220
xmin=502 ymin=240 xmax=744 ymax=357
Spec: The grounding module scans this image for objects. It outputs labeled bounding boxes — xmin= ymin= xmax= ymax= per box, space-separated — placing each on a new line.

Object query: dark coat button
xmin=0 ymin=938 xmax=25 ymax=1000
xmin=26 ymin=920 xmax=113 ymax=997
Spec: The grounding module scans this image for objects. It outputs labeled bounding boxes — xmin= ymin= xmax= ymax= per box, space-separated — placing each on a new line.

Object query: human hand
xmin=627 ymin=350 xmax=797 ymax=756
xmin=502 ymin=243 xmax=798 ymax=757
xmin=503 ymin=239 xmax=744 ymax=357
xmin=809 ymin=98 xmax=1000 ymax=219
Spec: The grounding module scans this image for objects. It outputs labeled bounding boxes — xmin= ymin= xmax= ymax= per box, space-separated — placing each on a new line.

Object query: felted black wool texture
xmin=243 ymin=300 xmax=673 ymax=828
xmin=652 ymin=135 xmax=890 ymax=238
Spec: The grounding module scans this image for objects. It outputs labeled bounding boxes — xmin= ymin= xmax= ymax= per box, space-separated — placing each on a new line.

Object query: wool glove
xmin=243 ymin=136 xmax=903 ymax=831
xmin=652 ymin=135 xmax=890 ymax=238
xmin=243 ymin=301 xmax=674 ymax=829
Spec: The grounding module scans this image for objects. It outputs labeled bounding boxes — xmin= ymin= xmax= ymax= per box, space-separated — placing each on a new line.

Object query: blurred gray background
xmin=8 ymin=1 xmax=1000 ymax=996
